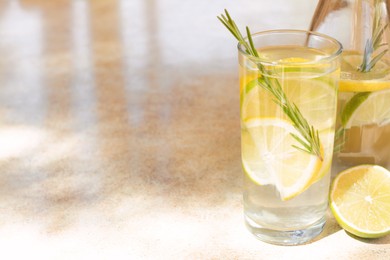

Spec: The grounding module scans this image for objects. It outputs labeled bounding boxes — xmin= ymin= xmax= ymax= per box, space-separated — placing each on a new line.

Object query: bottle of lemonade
xmin=310 ymin=0 xmax=390 ymax=172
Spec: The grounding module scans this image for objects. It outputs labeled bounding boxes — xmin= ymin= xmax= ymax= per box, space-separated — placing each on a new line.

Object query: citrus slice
xmin=284 ymin=77 xmax=337 ymax=129
xmin=342 ymin=88 xmax=390 ymax=128
xmin=240 ymin=78 xmax=279 ymax=120
xmin=312 ymin=129 xmax=335 ymax=183
xmin=330 ymin=165 xmax=390 ymax=238
xmin=278 ymin=57 xmax=310 ymax=63
xmin=241 ymin=117 xmax=322 ymax=200
xmin=340 ymin=53 xmax=390 ymax=92
xmin=241 ymin=76 xmax=337 ymax=129
xmin=341 ymin=53 xmax=390 ymax=74
xmin=340 ymin=79 xmax=390 ymax=92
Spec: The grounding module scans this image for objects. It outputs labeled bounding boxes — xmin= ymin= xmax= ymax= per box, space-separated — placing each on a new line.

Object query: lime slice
xmin=330 ymin=165 xmax=390 ymax=238
xmin=340 ymin=92 xmax=371 ymax=127
xmin=242 ymin=118 xmax=322 ymax=200
xmin=341 ymin=88 xmax=390 ymax=128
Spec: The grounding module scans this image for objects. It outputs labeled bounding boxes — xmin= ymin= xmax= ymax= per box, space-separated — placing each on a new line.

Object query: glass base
xmin=245 ymin=215 xmax=326 ymax=246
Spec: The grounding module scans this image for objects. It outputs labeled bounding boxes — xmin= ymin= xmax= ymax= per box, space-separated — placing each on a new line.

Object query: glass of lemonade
xmin=303 ymin=0 xmax=390 ymax=242
xmin=334 ymin=52 xmax=390 ymax=171
xmin=239 ymin=30 xmax=341 ymax=245
xmin=315 ymin=0 xmax=390 ymax=173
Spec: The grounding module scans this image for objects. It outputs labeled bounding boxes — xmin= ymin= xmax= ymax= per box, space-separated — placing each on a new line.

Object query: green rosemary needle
xmin=358 ymin=0 xmax=389 ymax=72
xmin=218 ymin=9 xmax=323 ymax=160
xmin=337 ymin=1 xmax=388 ymax=151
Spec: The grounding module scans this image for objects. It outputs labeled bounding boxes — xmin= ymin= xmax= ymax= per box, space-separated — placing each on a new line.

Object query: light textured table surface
xmin=0 ymin=0 xmax=389 ymax=259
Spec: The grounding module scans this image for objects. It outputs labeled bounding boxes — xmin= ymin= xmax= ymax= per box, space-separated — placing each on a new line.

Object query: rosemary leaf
xmin=359 ymin=0 xmax=389 ymax=72
xmin=367 ymin=48 xmax=388 ymax=71
xmin=246 ymin=27 xmax=259 ymax=58
xmin=218 ymin=10 xmax=323 ymax=160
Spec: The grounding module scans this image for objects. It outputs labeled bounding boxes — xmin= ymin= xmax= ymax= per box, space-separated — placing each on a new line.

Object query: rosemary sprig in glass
xmin=218 ymin=10 xmax=323 ymax=160
xmin=338 ymin=0 xmax=389 ymax=146
xmin=358 ymin=0 xmax=389 ymax=72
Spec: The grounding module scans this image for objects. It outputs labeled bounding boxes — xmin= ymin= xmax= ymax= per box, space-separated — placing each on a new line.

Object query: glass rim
xmin=237 ymin=29 xmax=343 ymax=65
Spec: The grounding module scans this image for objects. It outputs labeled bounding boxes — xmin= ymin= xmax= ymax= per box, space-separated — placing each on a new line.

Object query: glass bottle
xmin=309 ymin=0 xmax=390 ymax=173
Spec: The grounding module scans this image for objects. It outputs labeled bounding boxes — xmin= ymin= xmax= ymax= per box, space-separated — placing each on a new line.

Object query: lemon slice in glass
xmin=330 ymin=165 xmax=390 ymax=238
xmin=240 ymin=78 xmax=279 ymax=120
xmin=241 ymin=117 xmax=322 ymax=200
xmin=340 ymin=53 xmax=390 ymax=92
xmin=241 ymin=77 xmax=337 ymax=129
xmin=312 ymin=129 xmax=335 ymax=183
xmin=340 ymin=79 xmax=390 ymax=92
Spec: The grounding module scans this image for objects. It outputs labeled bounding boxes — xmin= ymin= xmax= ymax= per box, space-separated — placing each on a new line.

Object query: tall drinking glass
xmin=239 ymin=30 xmax=342 ymax=245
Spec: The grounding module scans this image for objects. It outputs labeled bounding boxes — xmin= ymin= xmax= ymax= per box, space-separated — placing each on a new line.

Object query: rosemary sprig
xmin=218 ymin=9 xmax=323 ymax=160
xmin=358 ymin=0 xmax=389 ymax=72
xmin=337 ymin=1 xmax=389 ymax=150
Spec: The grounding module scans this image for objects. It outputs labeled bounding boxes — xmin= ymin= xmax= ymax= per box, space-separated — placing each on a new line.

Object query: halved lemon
xmin=241 ymin=117 xmax=322 ymax=200
xmin=330 ymin=165 xmax=390 ymax=238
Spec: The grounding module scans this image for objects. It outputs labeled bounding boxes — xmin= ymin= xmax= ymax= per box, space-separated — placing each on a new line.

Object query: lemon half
xmin=330 ymin=165 xmax=390 ymax=238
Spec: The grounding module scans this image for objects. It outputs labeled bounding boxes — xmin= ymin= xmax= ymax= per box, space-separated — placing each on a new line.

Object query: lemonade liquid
xmin=334 ymin=51 xmax=390 ymax=172
xmin=240 ymin=45 xmax=339 ymax=244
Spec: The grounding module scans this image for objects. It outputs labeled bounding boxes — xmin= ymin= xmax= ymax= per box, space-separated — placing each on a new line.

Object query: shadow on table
xmin=345 ymin=232 xmax=390 ymax=245
xmin=309 ymin=211 xmax=341 ymax=243
xmin=311 ymin=211 xmax=390 ymax=245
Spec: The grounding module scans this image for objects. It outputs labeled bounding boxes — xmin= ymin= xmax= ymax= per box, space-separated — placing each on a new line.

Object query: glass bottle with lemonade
xmin=310 ymin=0 xmax=390 ymax=172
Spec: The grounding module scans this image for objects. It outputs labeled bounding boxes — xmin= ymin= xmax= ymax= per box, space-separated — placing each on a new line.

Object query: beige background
xmin=0 ymin=0 xmax=388 ymax=259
